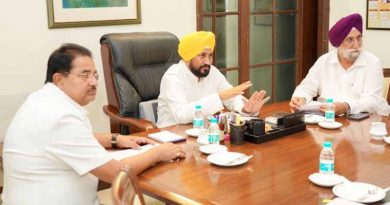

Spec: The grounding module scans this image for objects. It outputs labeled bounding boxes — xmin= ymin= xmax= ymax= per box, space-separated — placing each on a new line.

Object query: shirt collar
xmin=45 ymin=83 xmax=88 ymax=115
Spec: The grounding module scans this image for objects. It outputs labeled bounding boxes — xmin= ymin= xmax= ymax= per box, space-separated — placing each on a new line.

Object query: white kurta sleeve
xmin=161 ymin=74 xmax=224 ymax=124
xmin=46 ymin=114 xmax=112 ymax=175
xmin=346 ymin=59 xmax=384 ymax=114
xmin=292 ymin=61 xmax=321 ymax=103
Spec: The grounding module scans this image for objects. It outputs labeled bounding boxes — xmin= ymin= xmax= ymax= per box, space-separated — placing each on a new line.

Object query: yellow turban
xmin=178 ymin=31 xmax=215 ymax=61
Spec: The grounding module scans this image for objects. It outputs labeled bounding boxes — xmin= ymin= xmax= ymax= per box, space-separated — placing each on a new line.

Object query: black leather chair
xmin=100 ymin=32 xmax=180 ymax=134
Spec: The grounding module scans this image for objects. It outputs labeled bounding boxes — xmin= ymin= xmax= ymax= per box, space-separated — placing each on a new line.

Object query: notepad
xmin=148 ymin=131 xmax=186 ymax=143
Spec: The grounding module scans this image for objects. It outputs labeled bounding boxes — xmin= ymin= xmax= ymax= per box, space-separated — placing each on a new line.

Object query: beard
xmin=189 ymin=61 xmax=210 ymax=78
xmin=338 ymin=47 xmax=361 ymax=62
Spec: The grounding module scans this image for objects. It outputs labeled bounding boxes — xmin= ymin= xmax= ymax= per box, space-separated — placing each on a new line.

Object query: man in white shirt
xmin=2 ymin=43 xmax=185 ymax=205
xmin=157 ymin=31 xmax=270 ymax=128
xmin=289 ymin=13 xmax=389 ymax=115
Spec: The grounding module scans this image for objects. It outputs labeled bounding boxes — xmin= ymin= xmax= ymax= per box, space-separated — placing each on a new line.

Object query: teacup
xmin=369 ymin=122 xmax=387 ymax=140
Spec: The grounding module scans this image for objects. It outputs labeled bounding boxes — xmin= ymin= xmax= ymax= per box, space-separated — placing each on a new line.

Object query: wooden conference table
xmin=135 ymin=101 xmax=390 ymax=205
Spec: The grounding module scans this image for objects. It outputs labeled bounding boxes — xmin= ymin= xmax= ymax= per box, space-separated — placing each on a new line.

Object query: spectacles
xmin=65 ymin=72 xmax=100 ymax=80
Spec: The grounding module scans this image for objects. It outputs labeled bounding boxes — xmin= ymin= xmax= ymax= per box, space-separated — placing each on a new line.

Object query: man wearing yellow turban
xmin=157 ymin=31 xmax=269 ymax=128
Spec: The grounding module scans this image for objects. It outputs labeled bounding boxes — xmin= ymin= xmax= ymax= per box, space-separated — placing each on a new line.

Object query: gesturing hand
xmin=242 ymin=90 xmax=270 ymax=114
xmin=219 ymin=81 xmax=252 ymax=101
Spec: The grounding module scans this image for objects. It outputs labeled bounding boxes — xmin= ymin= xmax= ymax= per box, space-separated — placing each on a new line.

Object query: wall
xmin=0 ymin=0 xmax=196 ymax=137
xmin=330 ymin=0 xmax=390 ymax=67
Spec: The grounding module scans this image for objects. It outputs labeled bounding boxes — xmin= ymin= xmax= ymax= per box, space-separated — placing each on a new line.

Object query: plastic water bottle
xmin=319 ymin=141 xmax=334 ymax=174
xmin=208 ymin=117 xmax=220 ymax=144
xmin=324 ymin=98 xmax=335 ymax=122
xmin=193 ymin=105 xmax=204 ymax=129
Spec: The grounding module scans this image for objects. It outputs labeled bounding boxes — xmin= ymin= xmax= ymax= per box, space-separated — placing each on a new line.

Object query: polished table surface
xmin=135 ymin=101 xmax=390 ymax=205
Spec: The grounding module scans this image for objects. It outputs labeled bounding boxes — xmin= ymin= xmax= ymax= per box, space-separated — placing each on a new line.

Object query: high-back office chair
xmin=100 ymin=32 xmax=180 ymax=134
xmin=111 ymin=166 xmax=145 ymax=205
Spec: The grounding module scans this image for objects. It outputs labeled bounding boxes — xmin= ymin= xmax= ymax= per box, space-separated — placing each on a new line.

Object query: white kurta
xmin=157 ymin=60 xmax=246 ymax=128
xmin=3 ymin=83 xmax=112 ymax=205
xmin=292 ymin=50 xmax=389 ymax=115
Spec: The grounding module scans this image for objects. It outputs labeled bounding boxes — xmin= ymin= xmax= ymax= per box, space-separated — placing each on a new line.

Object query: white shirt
xmin=292 ymin=50 xmax=389 ymax=115
xmin=157 ymin=60 xmax=246 ymax=128
xmin=3 ymin=83 xmax=112 ymax=205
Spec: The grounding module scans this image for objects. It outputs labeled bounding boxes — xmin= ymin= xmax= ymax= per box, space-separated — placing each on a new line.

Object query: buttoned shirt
xmin=3 ymin=83 xmax=112 ymax=205
xmin=157 ymin=60 xmax=246 ymax=128
xmin=292 ymin=50 xmax=389 ymax=115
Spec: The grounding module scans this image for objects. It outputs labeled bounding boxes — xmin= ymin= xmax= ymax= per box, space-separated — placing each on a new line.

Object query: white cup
xmin=369 ymin=122 xmax=387 ymax=139
xmin=198 ymin=128 xmax=209 ymax=145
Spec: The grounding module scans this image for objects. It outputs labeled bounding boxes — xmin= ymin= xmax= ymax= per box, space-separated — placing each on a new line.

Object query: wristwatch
xmin=111 ymin=133 xmax=119 ymax=148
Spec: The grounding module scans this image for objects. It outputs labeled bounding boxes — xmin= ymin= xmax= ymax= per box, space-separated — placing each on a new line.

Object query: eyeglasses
xmin=65 ymin=72 xmax=100 ymax=80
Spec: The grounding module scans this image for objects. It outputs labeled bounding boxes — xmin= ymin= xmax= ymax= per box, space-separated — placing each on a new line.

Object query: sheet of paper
xmin=109 ymin=144 xmax=157 ymax=160
xmin=298 ymin=101 xmax=324 ymax=115
xmin=148 ymin=131 xmax=186 ymax=143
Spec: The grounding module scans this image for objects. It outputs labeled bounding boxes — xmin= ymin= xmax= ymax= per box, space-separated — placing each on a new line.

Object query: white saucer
xmin=185 ymin=128 xmax=200 ymax=137
xmin=305 ymin=114 xmax=325 ymax=124
xmin=207 ymin=152 xmax=249 ymax=167
xmin=369 ymin=131 xmax=387 ymax=141
xmin=308 ymin=173 xmax=344 ymax=187
xmin=199 ymin=144 xmax=227 ymax=155
xmin=384 ymin=136 xmax=390 ymax=144
xmin=332 ymin=182 xmax=385 ymax=203
xmin=318 ymin=121 xmax=342 ymax=129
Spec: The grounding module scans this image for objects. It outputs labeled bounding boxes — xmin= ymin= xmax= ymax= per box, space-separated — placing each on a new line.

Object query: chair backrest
xmin=112 ymin=166 xmax=145 ymax=205
xmin=100 ymin=32 xmax=180 ymax=122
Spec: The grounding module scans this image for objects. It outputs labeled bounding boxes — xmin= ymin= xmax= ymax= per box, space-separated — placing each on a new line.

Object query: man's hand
xmin=154 ymin=143 xmax=186 ymax=161
xmin=319 ymin=102 xmax=349 ymax=115
xmin=242 ymin=90 xmax=270 ymax=114
xmin=219 ymin=81 xmax=252 ymax=101
xmin=116 ymin=136 xmax=155 ymax=149
xmin=289 ymin=97 xmax=306 ymax=112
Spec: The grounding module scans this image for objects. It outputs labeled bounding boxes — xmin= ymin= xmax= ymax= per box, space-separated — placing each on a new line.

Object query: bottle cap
xmin=323 ymin=141 xmax=332 ymax=148
xmin=326 ymin=98 xmax=334 ymax=103
xmin=210 ymin=117 xmax=217 ymax=123
xmin=195 ymin=105 xmax=202 ymax=109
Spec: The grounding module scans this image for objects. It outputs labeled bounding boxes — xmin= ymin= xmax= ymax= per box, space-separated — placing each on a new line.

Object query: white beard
xmin=338 ymin=47 xmax=361 ymax=62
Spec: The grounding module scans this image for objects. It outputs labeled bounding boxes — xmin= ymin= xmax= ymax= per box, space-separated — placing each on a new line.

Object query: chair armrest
xmin=103 ymin=105 xmax=158 ymax=133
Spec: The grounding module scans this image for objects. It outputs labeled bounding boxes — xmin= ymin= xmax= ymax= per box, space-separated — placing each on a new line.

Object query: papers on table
xmin=148 ymin=131 xmax=186 ymax=143
xmin=109 ymin=144 xmax=157 ymax=160
xmin=298 ymin=101 xmax=324 ymax=115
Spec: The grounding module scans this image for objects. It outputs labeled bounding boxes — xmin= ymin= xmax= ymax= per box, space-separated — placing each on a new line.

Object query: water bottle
xmin=324 ymin=98 xmax=335 ymax=122
xmin=208 ymin=117 xmax=220 ymax=144
xmin=319 ymin=141 xmax=334 ymax=174
xmin=193 ymin=105 xmax=204 ymax=129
